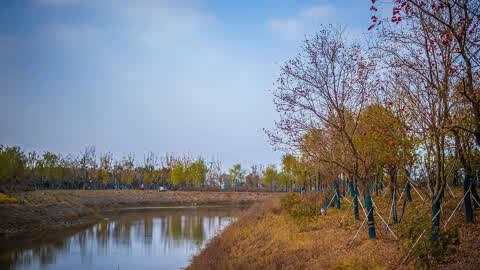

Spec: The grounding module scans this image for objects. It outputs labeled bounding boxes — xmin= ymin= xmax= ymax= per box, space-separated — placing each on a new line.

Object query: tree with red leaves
xmin=371 ymin=0 xmax=480 ymax=145
xmin=373 ymin=0 xmax=464 ymax=242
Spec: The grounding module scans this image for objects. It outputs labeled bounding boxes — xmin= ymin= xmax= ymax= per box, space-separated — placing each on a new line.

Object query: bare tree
xmin=266 ymin=25 xmax=378 ymax=237
xmin=374 ymin=2 xmax=459 ymax=240
xmin=79 ymin=145 xmax=96 ymax=189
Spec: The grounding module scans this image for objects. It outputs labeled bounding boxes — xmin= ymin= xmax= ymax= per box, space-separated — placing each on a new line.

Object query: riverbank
xmin=0 ymin=190 xmax=282 ymax=239
xmin=188 ymin=191 xmax=480 ymax=270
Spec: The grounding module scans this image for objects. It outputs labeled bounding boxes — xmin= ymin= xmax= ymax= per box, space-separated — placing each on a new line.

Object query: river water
xmin=0 ymin=205 xmax=247 ymax=270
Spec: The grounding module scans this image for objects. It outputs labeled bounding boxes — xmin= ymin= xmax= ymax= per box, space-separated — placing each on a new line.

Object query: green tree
xmin=38 ymin=152 xmax=60 ymax=188
xmin=0 ymin=145 xmax=27 ymax=189
xmin=262 ymin=165 xmax=278 ymax=189
xmin=171 ymin=162 xmax=186 ymax=187
xmin=189 ymin=159 xmax=208 ymax=187
xmin=99 ymin=152 xmax=113 ymax=187
xmin=229 ymin=164 xmax=245 ymax=190
xmin=282 ymin=154 xmax=297 ymax=192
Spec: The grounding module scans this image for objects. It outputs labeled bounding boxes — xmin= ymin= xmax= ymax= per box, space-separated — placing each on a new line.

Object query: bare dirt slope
xmin=0 ymin=190 xmax=282 ymax=238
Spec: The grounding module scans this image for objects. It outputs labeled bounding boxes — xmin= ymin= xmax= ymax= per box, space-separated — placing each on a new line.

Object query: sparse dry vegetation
xmin=189 ymin=191 xmax=480 ymax=270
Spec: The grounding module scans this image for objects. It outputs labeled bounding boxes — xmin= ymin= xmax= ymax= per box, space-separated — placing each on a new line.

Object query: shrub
xmin=281 ymin=192 xmax=323 ymax=223
xmin=280 ymin=192 xmax=301 ymax=212
xmin=398 ymin=207 xmax=459 ymax=268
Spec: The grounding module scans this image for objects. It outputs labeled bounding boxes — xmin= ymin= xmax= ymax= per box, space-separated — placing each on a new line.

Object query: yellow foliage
xmin=101 ymin=169 xmax=109 ymax=186
xmin=0 ymin=193 xmax=18 ymax=203
xmin=144 ymin=172 xmax=152 ymax=184
xmin=121 ymin=172 xmax=127 ymax=184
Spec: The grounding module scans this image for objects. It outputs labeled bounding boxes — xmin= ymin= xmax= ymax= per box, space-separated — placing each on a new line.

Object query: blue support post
xmin=334 ymin=181 xmax=341 ymax=209
xmin=392 ymin=189 xmax=398 ymax=223
xmin=364 ymin=194 xmax=376 ymax=238
xmin=405 ymin=168 xmax=412 ymax=202
xmin=431 ymin=199 xmax=441 ymax=242
xmin=349 ymin=178 xmax=355 ymax=196
xmin=324 ymin=197 xmax=328 ymax=216
xmin=464 ymin=173 xmax=473 ymax=222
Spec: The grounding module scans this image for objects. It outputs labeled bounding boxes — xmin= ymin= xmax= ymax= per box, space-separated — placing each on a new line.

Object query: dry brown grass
xmin=188 ymin=197 xmax=394 ymax=270
xmin=189 ymin=189 xmax=480 ymax=270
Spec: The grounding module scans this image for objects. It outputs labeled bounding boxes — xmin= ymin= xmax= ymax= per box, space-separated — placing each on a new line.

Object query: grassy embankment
xmin=0 ymin=190 xmax=282 ymax=239
xmin=189 ymin=190 xmax=480 ymax=270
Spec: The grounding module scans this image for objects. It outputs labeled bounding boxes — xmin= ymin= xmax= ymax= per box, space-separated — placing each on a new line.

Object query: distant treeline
xmin=0 ymin=145 xmax=314 ymax=192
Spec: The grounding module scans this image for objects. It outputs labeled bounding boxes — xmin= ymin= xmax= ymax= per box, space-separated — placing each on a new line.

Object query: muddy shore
xmin=0 ymin=190 xmax=282 ymax=239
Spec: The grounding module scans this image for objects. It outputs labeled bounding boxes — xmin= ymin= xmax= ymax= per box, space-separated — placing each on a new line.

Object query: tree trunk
xmin=464 ymin=172 xmax=474 ymax=222
xmin=353 ymin=180 xmax=359 ymax=220
xmin=405 ymin=169 xmax=412 ymax=202
xmin=392 ymin=189 xmax=398 ymax=223
xmin=431 ymin=197 xmax=441 ymax=242
xmin=391 ymin=172 xmax=398 ymax=223
xmin=364 ymin=195 xmax=376 ymax=238
xmin=334 ymin=181 xmax=341 ymax=209
xmin=452 ymin=170 xmax=458 ymax=187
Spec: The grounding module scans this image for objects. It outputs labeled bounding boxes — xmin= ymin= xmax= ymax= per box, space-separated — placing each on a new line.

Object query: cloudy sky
xmin=0 ymin=0 xmax=375 ymax=169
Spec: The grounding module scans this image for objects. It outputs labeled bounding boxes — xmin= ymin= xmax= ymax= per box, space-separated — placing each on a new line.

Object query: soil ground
xmin=0 ymin=190 xmax=282 ymax=239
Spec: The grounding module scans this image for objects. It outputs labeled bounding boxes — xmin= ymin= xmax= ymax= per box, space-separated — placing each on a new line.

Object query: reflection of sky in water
xmin=2 ymin=207 xmax=241 ymax=270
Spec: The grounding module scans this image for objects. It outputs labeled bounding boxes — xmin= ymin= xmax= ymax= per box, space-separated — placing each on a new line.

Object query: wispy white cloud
xmin=53 ymin=0 xmax=216 ymax=49
xmin=300 ymin=4 xmax=336 ymax=18
xmin=267 ymin=4 xmax=339 ymax=40
xmin=31 ymin=0 xmax=217 ymax=53
xmin=268 ymin=18 xmax=300 ymax=40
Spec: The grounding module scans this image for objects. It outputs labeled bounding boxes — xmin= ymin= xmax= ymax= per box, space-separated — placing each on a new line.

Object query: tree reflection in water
xmin=0 ymin=205 xmax=246 ymax=270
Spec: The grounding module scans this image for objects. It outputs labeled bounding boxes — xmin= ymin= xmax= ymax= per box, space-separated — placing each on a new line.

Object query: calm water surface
xmin=1 ymin=205 xmax=247 ymax=270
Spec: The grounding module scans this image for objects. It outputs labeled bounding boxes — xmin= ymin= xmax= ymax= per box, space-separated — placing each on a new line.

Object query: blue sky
xmin=0 ymin=0 xmax=375 ymax=170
